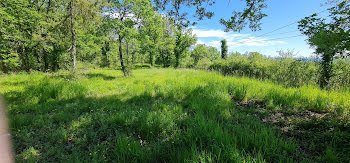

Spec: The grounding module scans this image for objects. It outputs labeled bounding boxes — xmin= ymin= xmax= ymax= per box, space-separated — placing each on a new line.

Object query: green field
xmin=1 ymin=68 xmax=349 ymax=162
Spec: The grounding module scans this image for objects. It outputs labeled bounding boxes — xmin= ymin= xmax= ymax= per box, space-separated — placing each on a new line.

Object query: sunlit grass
xmin=0 ymin=68 xmax=348 ymax=162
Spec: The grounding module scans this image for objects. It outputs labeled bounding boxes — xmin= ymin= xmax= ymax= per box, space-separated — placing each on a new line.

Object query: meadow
xmin=0 ymin=68 xmax=349 ymax=162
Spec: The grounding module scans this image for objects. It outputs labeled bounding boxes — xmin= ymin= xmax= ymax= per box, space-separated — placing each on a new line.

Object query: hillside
xmin=1 ymin=68 xmax=349 ymax=162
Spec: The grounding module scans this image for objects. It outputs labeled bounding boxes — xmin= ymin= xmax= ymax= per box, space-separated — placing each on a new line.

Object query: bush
xmin=195 ymin=58 xmax=212 ymax=70
xmin=209 ymin=53 xmax=350 ymax=89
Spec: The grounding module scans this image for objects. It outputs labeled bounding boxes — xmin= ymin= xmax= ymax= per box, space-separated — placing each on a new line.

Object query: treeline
xmin=206 ymin=52 xmax=350 ymax=90
xmin=0 ymin=0 xmax=197 ymax=75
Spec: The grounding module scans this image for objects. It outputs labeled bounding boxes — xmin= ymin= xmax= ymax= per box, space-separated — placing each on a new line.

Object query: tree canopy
xmin=299 ymin=0 xmax=350 ymax=88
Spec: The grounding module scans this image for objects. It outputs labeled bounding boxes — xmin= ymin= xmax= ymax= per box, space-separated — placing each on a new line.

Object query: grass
xmin=0 ymin=68 xmax=349 ymax=162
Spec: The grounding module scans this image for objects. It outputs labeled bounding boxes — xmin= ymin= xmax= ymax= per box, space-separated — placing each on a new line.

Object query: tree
xmin=276 ymin=49 xmax=298 ymax=59
xmin=98 ymin=16 xmax=115 ymax=67
xmin=106 ymin=0 xmax=154 ymax=76
xmin=208 ymin=46 xmax=220 ymax=60
xmin=65 ymin=0 xmax=103 ymax=70
xmin=298 ymin=1 xmax=350 ymax=88
xmin=0 ymin=0 xmax=105 ymax=73
xmin=191 ymin=44 xmax=219 ymax=66
xmin=221 ymin=39 xmax=228 ymax=59
xmin=174 ymin=28 xmax=197 ymax=68
xmin=0 ymin=0 xmax=41 ymax=72
xmin=0 ymin=0 xmax=270 ymax=73
xmin=139 ymin=13 xmax=164 ymax=66
xmin=154 ymin=0 xmax=265 ymax=68
xmin=154 ymin=17 xmax=176 ymax=67
xmin=191 ymin=44 xmax=209 ymax=66
xmin=154 ymin=0 xmax=267 ymax=32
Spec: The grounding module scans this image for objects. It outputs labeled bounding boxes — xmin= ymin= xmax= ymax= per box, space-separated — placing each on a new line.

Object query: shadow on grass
xmin=48 ymin=73 xmax=117 ymax=81
xmin=4 ymin=80 xmax=348 ymax=162
xmin=1 ymin=81 xmax=29 ymax=86
xmin=234 ymin=100 xmax=350 ymax=162
xmin=84 ymin=73 xmax=116 ymax=80
xmin=7 ymin=93 xmax=182 ymax=162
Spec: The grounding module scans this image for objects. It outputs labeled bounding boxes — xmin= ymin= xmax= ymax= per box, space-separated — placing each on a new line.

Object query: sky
xmin=186 ymin=0 xmax=331 ymax=57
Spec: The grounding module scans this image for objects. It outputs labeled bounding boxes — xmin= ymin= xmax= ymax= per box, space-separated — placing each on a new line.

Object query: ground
xmin=0 ymin=68 xmax=349 ymax=162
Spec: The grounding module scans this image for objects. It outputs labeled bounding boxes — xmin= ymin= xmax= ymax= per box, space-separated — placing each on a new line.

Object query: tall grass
xmin=0 ymin=68 xmax=349 ymax=162
xmin=208 ymin=54 xmax=350 ymax=90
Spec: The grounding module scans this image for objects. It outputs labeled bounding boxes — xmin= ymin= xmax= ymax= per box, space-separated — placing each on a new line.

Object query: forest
xmin=0 ymin=0 xmax=350 ymax=162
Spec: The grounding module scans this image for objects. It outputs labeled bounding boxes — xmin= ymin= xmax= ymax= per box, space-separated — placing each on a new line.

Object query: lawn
xmin=0 ymin=68 xmax=349 ymax=162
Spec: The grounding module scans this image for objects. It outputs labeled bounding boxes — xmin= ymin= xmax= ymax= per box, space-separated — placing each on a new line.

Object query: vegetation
xmin=208 ymin=52 xmax=350 ymax=89
xmin=0 ymin=0 xmax=269 ymax=76
xmin=1 ymin=68 xmax=349 ymax=162
xmin=299 ymin=1 xmax=350 ymax=88
xmin=1 ymin=0 xmax=350 ymax=162
xmin=221 ymin=39 xmax=228 ymax=59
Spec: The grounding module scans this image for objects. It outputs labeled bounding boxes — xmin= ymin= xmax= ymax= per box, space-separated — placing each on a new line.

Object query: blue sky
xmin=188 ymin=0 xmax=330 ymax=57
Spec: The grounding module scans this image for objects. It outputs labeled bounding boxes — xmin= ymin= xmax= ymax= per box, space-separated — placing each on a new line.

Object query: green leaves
xmin=191 ymin=44 xmax=219 ymax=67
xmin=220 ymin=0 xmax=267 ymax=32
xmin=298 ymin=1 xmax=350 ymax=88
xmin=221 ymin=39 xmax=228 ymax=59
xmin=154 ymin=0 xmax=267 ymax=31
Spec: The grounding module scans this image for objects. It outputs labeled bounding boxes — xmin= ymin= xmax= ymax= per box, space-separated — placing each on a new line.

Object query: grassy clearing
xmin=0 ymin=68 xmax=349 ymax=162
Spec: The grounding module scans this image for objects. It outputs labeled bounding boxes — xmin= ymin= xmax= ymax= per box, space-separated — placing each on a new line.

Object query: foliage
xmin=209 ymin=52 xmax=350 ymax=89
xmin=191 ymin=44 xmax=219 ymax=66
xmin=220 ymin=39 xmax=228 ymax=59
xmin=174 ymin=28 xmax=197 ymax=68
xmin=298 ymin=1 xmax=350 ymax=88
xmin=0 ymin=0 xmax=272 ymax=75
xmin=154 ymin=0 xmax=267 ymax=31
xmin=0 ymin=0 xmax=197 ymax=74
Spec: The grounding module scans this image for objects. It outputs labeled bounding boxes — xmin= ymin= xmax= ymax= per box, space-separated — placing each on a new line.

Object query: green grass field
xmin=1 ymin=68 xmax=349 ymax=162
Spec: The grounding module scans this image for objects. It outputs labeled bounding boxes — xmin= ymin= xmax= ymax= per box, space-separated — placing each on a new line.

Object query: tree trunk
xmin=43 ymin=48 xmax=49 ymax=71
xmin=174 ymin=49 xmax=180 ymax=68
xmin=174 ymin=33 xmax=181 ymax=68
xmin=160 ymin=50 xmax=166 ymax=67
xmin=132 ymin=52 xmax=135 ymax=65
xmin=70 ymin=0 xmax=76 ymax=70
xmin=165 ymin=52 xmax=170 ymax=67
xmin=320 ymin=54 xmax=333 ymax=89
xmin=102 ymin=41 xmax=110 ymax=67
xmin=149 ymin=51 xmax=153 ymax=66
xmin=0 ymin=55 xmax=8 ymax=73
xmin=22 ymin=44 xmax=30 ymax=72
xmin=119 ymin=38 xmax=127 ymax=76
xmin=126 ymin=40 xmax=129 ymax=65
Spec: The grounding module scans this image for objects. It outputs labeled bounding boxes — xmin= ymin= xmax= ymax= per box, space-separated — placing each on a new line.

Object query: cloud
xmin=230 ymin=37 xmax=286 ymax=47
xmin=192 ymin=27 xmax=248 ymax=40
xmin=193 ymin=27 xmax=286 ymax=48
xmin=208 ymin=41 xmax=221 ymax=47
xmin=196 ymin=40 xmax=206 ymax=45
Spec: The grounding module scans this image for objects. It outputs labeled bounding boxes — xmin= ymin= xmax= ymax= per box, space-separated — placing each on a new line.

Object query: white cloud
xmin=192 ymin=27 xmax=248 ymax=40
xmin=193 ymin=27 xmax=286 ymax=48
xmin=196 ymin=40 xmax=206 ymax=45
xmin=230 ymin=37 xmax=286 ymax=47
xmin=208 ymin=41 xmax=221 ymax=47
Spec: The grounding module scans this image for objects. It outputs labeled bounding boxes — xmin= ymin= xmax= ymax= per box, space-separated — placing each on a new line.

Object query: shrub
xmin=209 ymin=54 xmax=350 ymax=89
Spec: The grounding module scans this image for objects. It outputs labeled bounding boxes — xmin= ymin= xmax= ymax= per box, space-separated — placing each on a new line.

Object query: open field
xmin=0 ymin=68 xmax=349 ymax=162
